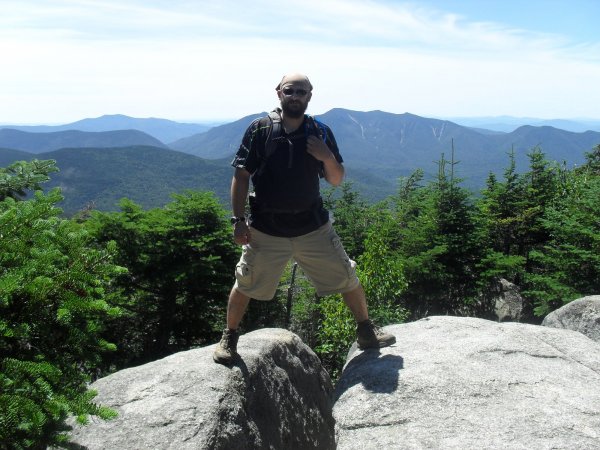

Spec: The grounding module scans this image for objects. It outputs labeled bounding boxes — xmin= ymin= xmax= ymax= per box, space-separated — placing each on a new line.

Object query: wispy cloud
xmin=4 ymin=0 xmax=595 ymax=52
xmin=2 ymin=0 xmax=599 ymax=122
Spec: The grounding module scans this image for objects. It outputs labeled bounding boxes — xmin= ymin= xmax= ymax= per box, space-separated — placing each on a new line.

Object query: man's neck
xmin=281 ymin=113 xmax=305 ymax=134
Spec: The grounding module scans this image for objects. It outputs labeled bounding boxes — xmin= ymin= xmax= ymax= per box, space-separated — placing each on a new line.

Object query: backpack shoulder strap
xmin=306 ymin=115 xmax=327 ymax=142
xmin=266 ymin=109 xmax=283 ymax=158
xmin=257 ymin=109 xmax=284 ymax=176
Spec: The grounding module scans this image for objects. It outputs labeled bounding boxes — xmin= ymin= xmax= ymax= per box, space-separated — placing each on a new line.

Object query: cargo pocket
xmin=235 ymin=245 xmax=255 ymax=290
xmin=331 ymin=236 xmax=356 ymax=279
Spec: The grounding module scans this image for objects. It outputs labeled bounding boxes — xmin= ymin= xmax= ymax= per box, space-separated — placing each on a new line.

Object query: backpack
xmin=256 ymin=109 xmax=327 ymax=176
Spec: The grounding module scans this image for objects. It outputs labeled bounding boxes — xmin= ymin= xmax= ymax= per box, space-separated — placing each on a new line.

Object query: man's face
xmin=278 ymin=82 xmax=312 ymax=119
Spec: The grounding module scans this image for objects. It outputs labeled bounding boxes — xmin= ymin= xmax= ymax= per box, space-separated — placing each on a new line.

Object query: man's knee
xmin=229 ymin=287 xmax=250 ymax=303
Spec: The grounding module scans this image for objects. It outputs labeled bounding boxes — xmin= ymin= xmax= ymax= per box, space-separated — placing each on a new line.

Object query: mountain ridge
xmin=446 ymin=116 xmax=600 ymax=133
xmin=2 ymin=110 xmax=599 ymax=214
xmin=169 ymin=112 xmax=266 ymax=157
xmin=0 ymin=114 xmax=212 ymax=144
xmin=0 ymin=129 xmax=168 ymax=154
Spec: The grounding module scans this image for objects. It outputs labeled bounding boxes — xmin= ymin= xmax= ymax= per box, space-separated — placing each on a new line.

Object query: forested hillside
xmin=2 ymin=110 xmax=599 ymax=213
xmin=41 ymin=145 xmax=231 ymax=213
xmin=1 ymin=146 xmax=231 ymax=214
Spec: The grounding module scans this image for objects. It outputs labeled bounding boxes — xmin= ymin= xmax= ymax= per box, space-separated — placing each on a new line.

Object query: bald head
xmin=275 ymin=73 xmax=313 ymax=119
xmin=275 ymin=73 xmax=313 ymax=92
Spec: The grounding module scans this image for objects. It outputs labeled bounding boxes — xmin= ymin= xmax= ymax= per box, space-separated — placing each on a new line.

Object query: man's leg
xmin=227 ymin=287 xmax=251 ymax=329
xmin=213 ymin=287 xmax=250 ymax=365
xmin=342 ymin=284 xmax=396 ymax=349
xmin=341 ymin=284 xmax=369 ymax=322
xmin=214 ymin=227 xmax=292 ymax=365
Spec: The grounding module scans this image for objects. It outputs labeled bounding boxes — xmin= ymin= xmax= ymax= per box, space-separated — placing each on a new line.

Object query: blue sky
xmin=2 ymin=0 xmax=599 ymax=124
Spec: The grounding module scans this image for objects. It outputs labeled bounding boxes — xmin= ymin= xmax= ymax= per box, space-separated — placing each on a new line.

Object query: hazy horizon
xmin=2 ymin=111 xmax=600 ymax=129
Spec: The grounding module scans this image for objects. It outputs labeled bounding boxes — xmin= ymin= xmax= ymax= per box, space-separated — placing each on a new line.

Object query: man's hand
xmin=233 ymin=221 xmax=251 ymax=245
xmin=307 ymin=135 xmax=345 ymax=186
xmin=306 ymin=135 xmax=334 ymax=162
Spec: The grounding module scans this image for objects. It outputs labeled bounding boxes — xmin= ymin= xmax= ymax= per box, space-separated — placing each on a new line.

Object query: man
xmin=213 ymin=73 xmax=395 ymax=365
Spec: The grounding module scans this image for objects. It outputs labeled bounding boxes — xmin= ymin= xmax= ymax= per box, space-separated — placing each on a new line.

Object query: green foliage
xmin=0 ymin=159 xmax=58 ymax=201
xmin=432 ymin=153 xmax=484 ymax=308
xmin=314 ymin=295 xmax=355 ymax=381
xmin=385 ymin=153 xmax=484 ymax=317
xmin=476 ymin=251 xmax=526 ymax=288
xmin=357 ymin=210 xmax=408 ymax=324
xmin=386 ymin=170 xmax=446 ymax=317
xmin=476 ymin=144 xmax=600 ymax=318
xmin=323 ymin=181 xmax=375 ymax=258
xmin=84 ymin=191 xmax=238 ymax=370
xmin=287 ymin=278 xmax=321 ymax=348
xmin=524 ymin=169 xmax=600 ymax=315
xmin=0 ymin=161 xmax=123 ymax=448
xmin=314 ymin=183 xmax=408 ymax=379
xmin=476 ymin=150 xmax=528 ymax=288
xmin=582 ymin=144 xmax=600 ymax=175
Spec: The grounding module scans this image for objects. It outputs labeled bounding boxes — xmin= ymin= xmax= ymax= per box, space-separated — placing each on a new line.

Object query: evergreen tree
xmin=476 ymin=146 xmax=584 ymax=319
xmin=322 ymin=181 xmax=374 ymax=258
xmin=85 ymin=191 xmax=238 ymax=370
xmin=476 ymin=149 xmax=527 ymax=286
xmin=525 ymin=148 xmax=600 ymax=315
xmin=582 ymin=144 xmax=600 ymax=176
xmin=521 ymin=148 xmax=561 ymax=257
xmin=480 ymin=149 xmax=527 ymax=256
xmin=386 ymin=169 xmax=443 ymax=317
xmin=390 ymin=151 xmax=484 ymax=317
xmin=1 ymin=160 xmax=122 ymax=449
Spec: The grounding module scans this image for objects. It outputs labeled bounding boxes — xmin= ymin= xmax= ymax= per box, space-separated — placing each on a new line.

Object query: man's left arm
xmin=306 ymin=135 xmax=345 ymax=186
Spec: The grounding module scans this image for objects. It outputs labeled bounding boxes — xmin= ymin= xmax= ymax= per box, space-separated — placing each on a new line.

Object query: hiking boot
xmin=356 ymin=319 xmax=396 ymax=349
xmin=213 ymin=328 xmax=240 ymax=365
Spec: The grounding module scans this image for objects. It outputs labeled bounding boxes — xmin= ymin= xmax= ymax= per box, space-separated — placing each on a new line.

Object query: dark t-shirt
xmin=231 ymin=114 xmax=343 ymax=237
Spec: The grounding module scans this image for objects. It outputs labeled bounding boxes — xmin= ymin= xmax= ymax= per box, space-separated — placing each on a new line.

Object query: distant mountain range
xmin=166 ymin=109 xmax=600 ymax=188
xmin=169 ymin=113 xmax=265 ymax=158
xmin=0 ymin=129 xmax=167 ymax=154
xmin=1 ymin=110 xmax=599 ymax=214
xmin=0 ymin=114 xmax=212 ymax=144
xmin=446 ymin=116 xmax=600 ymax=133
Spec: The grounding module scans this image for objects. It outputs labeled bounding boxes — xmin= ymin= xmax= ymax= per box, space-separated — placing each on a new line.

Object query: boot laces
xmin=372 ymin=324 xmax=384 ymax=335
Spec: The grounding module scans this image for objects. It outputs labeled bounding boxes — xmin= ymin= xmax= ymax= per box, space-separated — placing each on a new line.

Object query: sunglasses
xmin=281 ymin=87 xmax=309 ymax=97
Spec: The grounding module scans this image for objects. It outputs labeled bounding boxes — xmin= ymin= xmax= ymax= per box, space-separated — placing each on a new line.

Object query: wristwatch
xmin=230 ymin=216 xmax=245 ymax=225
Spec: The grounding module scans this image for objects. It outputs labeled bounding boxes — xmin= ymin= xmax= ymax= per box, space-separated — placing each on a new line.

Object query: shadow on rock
xmin=333 ymin=349 xmax=404 ymax=401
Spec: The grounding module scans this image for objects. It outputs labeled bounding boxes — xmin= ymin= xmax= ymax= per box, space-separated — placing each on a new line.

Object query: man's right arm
xmin=231 ymin=167 xmax=251 ymax=245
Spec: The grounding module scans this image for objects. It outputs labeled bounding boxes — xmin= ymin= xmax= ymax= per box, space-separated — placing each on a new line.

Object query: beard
xmin=280 ymin=97 xmax=308 ymax=118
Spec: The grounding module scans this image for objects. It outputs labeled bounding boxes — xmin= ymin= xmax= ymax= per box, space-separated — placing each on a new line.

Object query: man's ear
xmin=307 ymin=91 xmax=313 ymax=102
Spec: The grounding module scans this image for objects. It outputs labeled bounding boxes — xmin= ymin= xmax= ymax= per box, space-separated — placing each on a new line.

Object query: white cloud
xmin=1 ymin=0 xmax=599 ymax=123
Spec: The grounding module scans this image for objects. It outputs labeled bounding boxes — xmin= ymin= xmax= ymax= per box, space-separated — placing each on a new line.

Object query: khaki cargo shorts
xmin=233 ymin=221 xmax=359 ymax=300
